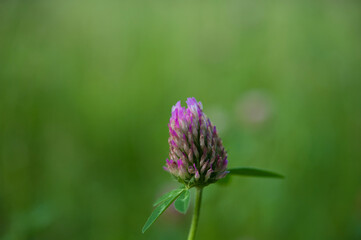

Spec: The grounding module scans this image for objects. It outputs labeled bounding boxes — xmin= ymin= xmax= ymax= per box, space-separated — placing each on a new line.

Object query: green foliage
xmin=142 ymin=188 xmax=185 ymax=233
xmin=174 ymin=189 xmax=190 ymax=214
xmin=228 ymin=167 xmax=284 ymax=179
xmin=144 ymin=166 xmax=282 ymax=233
xmin=153 ymin=187 xmax=184 ymax=207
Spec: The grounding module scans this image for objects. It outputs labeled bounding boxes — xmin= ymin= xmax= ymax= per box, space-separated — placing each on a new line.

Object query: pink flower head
xmin=164 ymin=97 xmax=228 ymax=187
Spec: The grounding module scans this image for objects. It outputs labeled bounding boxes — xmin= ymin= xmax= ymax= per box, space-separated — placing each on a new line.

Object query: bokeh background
xmin=1 ymin=0 xmax=361 ymax=239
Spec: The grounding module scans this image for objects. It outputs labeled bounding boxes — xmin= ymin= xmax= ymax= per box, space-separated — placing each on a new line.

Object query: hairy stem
xmin=187 ymin=187 xmax=203 ymax=240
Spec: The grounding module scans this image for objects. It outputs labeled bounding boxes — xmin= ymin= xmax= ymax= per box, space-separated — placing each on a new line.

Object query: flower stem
xmin=187 ymin=187 xmax=203 ymax=240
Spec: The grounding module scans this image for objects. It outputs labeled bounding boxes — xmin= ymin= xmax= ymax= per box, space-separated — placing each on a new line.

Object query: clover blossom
xmin=164 ymin=97 xmax=228 ymax=187
xmin=142 ymin=97 xmax=283 ymax=237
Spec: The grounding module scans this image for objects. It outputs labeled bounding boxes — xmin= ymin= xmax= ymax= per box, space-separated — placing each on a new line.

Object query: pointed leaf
xmin=142 ymin=189 xmax=185 ymax=233
xmin=228 ymin=167 xmax=284 ymax=178
xmin=153 ymin=187 xmax=184 ymax=206
xmin=174 ymin=189 xmax=190 ymax=214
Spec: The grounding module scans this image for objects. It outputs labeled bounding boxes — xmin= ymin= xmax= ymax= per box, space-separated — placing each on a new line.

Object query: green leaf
xmin=228 ymin=167 xmax=284 ymax=179
xmin=174 ymin=189 xmax=190 ymax=214
xmin=153 ymin=187 xmax=184 ymax=206
xmin=142 ymin=188 xmax=185 ymax=233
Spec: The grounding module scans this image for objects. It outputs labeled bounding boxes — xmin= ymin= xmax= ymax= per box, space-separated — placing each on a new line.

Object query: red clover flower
xmin=142 ymin=97 xmax=283 ymax=239
xmin=164 ymin=97 xmax=228 ymax=187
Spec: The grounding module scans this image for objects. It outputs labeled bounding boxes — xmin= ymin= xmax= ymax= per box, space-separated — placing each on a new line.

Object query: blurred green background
xmin=1 ymin=0 xmax=361 ymax=239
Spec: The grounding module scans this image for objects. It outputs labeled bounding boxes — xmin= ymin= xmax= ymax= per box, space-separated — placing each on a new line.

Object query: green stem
xmin=187 ymin=187 xmax=203 ymax=240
